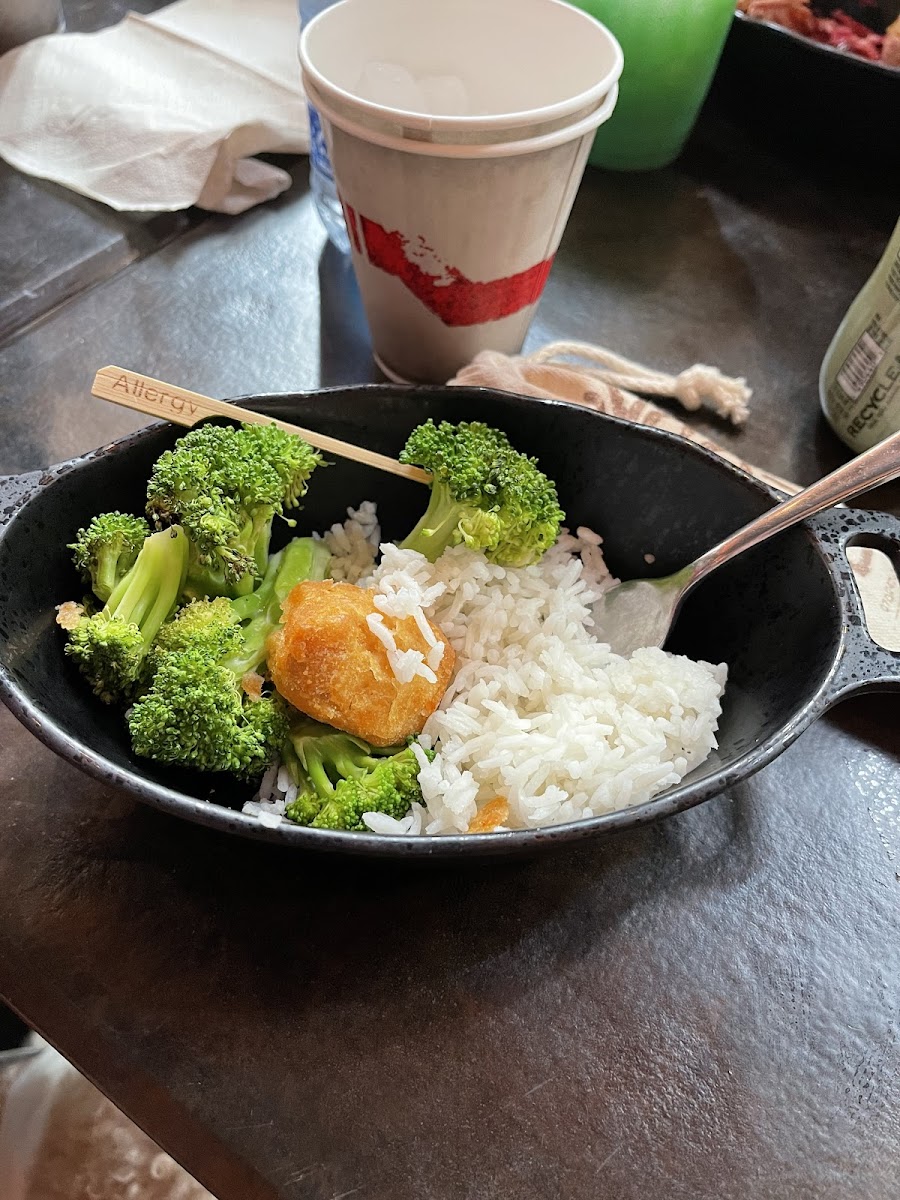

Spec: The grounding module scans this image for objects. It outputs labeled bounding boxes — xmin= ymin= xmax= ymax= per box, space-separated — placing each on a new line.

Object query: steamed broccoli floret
xmin=311 ymin=747 xmax=425 ymax=831
xmin=146 ymin=421 xmax=323 ymax=598
xmin=152 ymin=595 xmax=240 ymax=661
xmin=282 ymin=718 xmax=427 ymax=831
xmin=285 ymin=718 xmax=390 ymax=793
xmin=128 ymin=638 xmax=289 ymax=779
xmin=127 ymin=538 xmax=331 ymax=777
xmin=70 ymin=511 xmax=150 ymax=603
xmin=398 ymin=419 xmax=564 ymax=567
xmin=64 ymin=526 xmax=188 ymax=703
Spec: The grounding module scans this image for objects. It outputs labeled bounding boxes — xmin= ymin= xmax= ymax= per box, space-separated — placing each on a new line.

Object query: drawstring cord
xmin=526 ymin=340 xmax=752 ymax=426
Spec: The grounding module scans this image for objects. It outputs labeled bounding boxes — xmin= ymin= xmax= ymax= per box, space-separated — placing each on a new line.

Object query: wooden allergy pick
xmin=90 ymin=366 xmax=431 ymax=485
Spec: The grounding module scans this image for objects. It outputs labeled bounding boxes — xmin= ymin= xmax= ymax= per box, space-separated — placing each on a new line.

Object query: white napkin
xmin=0 ymin=0 xmax=309 ymax=214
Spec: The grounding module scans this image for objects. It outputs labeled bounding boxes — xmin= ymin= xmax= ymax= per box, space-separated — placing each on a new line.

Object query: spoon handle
xmin=691 ymin=426 xmax=900 ymax=583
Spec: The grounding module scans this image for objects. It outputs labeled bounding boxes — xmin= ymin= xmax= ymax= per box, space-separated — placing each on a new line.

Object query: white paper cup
xmin=300 ymin=0 xmax=622 ymax=384
xmin=300 ymin=0 xmax=623 ymax=144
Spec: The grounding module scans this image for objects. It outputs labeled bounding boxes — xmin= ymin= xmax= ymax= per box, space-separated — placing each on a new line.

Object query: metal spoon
xmin=595 ymin=426 xmax=900 ymax=656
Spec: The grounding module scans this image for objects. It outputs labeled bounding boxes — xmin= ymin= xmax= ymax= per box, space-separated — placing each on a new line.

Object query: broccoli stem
xmin=184 ymin=559 xmax=257 ymax=602
xmin=95 ymin=552 xmax=122 ymax=604
xmin=399 ymin=479 xmax=465 ymax=561
xmin=273 ymin=538 xmax=331 ymax=604
xmin=105 ymin=527 xmax=188 ymax=645
xmin=251 ymin=510 xmax=273 ymax=579
xmin=302 ymin=744 xmax=337 ymax=798
xmin=229 ymin=552 xmax=281 ymax=623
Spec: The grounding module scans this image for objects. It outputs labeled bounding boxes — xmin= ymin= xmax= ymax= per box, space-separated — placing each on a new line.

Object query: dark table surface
xmin=2 ymin=8 xmax=900 ymax=1198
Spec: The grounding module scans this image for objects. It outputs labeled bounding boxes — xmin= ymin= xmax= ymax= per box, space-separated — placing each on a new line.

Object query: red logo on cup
xmin=343 ymin=203 xmax=554 ymax=328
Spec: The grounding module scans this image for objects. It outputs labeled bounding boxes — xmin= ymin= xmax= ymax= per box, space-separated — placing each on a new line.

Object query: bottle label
xmin=826 ymin=312 xmax=899 ymax=449
xmin=307 ymin=105 xmax=334 ymax=182
xmin=821 ymin=217 xmax=900 ymax=452
xmin=836 ymin=330 xmax=885 ymax=401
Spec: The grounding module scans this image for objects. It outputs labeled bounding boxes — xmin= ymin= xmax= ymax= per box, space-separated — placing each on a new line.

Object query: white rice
xmin=245 ymin=503 xmax=728 ymax=836
xmin=361 ymin=802 xmax=426 ymax=836
xmin=368 ymin=543 xmax=447 ymax=685
xmin=368 ymin=535 xmax=727 ymax=835
xmin=364 ymin=611 xmax=437 ymax=685
xmin=319 ymin=500 xmax=380 ymax=583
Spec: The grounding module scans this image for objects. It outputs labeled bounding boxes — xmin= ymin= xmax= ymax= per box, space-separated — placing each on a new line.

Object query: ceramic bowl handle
xmin=813 ymin=507 xmax=900 ymax=705
xmin=0 ymin=471 xmax=46 ymax=537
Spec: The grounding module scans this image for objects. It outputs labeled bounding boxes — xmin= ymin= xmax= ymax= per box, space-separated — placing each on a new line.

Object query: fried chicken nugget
xmin=267 ymin=580 xmax=454 ymax=747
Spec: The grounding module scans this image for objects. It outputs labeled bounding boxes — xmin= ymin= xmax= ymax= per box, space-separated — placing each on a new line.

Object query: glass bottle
xmin=820 ymin=216 xmax=900 ymax=453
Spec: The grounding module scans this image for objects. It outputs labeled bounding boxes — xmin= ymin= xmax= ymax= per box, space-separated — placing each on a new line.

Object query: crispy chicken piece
xmin=468 ymin=797 xmax=510 ymax=833
xmin=55 ymin=601 xmax=84 ymax=631
xmin=241 ymin=670 xmax=265 ymax=701
xmin=267 ymin=580 xmax=454 ymax=747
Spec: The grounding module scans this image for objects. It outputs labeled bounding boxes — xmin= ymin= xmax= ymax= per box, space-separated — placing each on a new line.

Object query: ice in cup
xmin=300 ymin=0 xmax=622 ymax=384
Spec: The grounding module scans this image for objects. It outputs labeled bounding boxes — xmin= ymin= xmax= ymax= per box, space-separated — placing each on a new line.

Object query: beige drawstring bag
xmin=0 ymin=1038 xmax=212 ymax=1200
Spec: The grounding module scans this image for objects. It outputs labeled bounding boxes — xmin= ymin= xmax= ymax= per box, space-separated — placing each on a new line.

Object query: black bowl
xmin=1 ymin=386 xmax=899 ymax=857
xmin=714 ymin=5 xmax=899 ymax=162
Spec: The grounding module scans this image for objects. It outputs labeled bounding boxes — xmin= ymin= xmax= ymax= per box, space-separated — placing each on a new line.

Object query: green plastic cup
xmin=573 ymin=0 xmax=735 ymax=171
